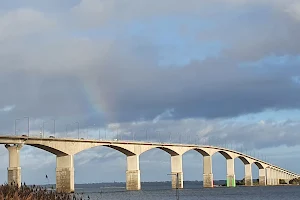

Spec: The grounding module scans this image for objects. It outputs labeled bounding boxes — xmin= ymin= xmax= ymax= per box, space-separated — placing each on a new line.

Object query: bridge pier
xmin=226 ymin=158 xmax=235 ymax=187
xmin=274 ymin=170 xmax=279 ymax=185
xmin=244 ymin=163 xmax=253 ymax=186
xmin=126 ymin=155 xmax=141 ymax=190
xmin=259 ymin=168 xmax=266 ymax=186
xmin=284 ymin=173 xmax=289 ymax=184
xmin=203 ymin=155 xmax=213 ymax=187
xmin=266 ymin=167 xmax=272 ymax=185
xmin=267 ymin=168 xmax=278 ymax=185
xmin=5 ymin=144 xmax=22 ymax=187
xmin=56 ymin=155 xmax=74 ymax=193
xmin=271 ymin=169 xmax=277 ymax=185
xmin=171 ymin=155 xmax=183 ymax=189
xmin=278 ymin=171 xmax=283 ymax=184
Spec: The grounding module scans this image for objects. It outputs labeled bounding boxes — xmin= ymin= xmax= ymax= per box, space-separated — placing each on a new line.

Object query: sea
xmin=65 ymin=182 xmax=300 ymax=200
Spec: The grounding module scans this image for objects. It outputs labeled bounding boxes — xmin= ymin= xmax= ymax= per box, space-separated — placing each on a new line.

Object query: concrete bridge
xmin=0 ymin=136 xmax=299 ymax=193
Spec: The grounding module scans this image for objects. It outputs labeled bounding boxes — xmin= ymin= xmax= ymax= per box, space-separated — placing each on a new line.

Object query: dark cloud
xmin=1 ymin=1 xmax=300 ymax=128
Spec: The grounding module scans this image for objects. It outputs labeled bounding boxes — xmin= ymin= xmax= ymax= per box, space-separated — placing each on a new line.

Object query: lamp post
xmin=52 ymin=119 xmax=56 ymax=137
xmin=42 ymin=121 xmax=47 ymax=138
xmin=66 ymin=124 xmax=70 ymax=137
xmin=132 ymin=130 xmax=135 ymax=141
xmin=24 ymin=117 xmax=29 ymax=136
xmin=74 ymin=122 xmax=79 ymax=139
xmin=145 ymin=129 xmax=148 ymax=141
xmin=15 ymin=119 xmax=20 ymax=135
xmin=179 ymin=133 xmax=182 ymax=144
xmin=156 ymin=131 xmax=160 ymax=143
xmin=87 ymin=124 xmax=96 ymax=139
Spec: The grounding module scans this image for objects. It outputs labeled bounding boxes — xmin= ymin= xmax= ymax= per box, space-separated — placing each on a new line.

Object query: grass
xmin=0 ymin=183 xmax=85 ymax=200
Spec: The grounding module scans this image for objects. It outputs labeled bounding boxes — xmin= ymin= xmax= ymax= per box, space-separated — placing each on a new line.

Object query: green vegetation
xmin=235 ymin=178 xmax=259 ymax=186
xmin=279 ymin=179 xmax=287 ymax=184
xmin=289 ymin=178 xmax=300 ymax=185
xmin=0 ymin=183 xmax=84 ymax=200
xmin=235 ymin=178 xmax=245 ymax=186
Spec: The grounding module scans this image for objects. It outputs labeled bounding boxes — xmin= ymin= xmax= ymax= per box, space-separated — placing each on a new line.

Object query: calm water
xmin=71 ymin=183 xmax=300 ymax=200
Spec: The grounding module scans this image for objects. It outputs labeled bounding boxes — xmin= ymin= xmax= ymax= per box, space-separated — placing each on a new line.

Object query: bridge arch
xmin=254 ymin=161 xmax=264 ymax=169
xmin=181 ymin=147 xmax=211 ymax=156
xmin=195 ymin=148 xmax=210 ymax=156
xmin=24 ymin=141 xmax=137 ymax=156
xmin=216 ymin=151 xmax=233 ymax=159
xmin=139 ymin=145 xmax=179 ymax=183
xmin=28 ymin=144 xmax=68 ymax=156
xmin=139 ymin=146 xmax=180 ymax=156
xmin=236 ymin=156 xmax=251 ymax=164
xmin=72 ymin=144 xmax=137 ymax=185
xmin=91 ymin=144 xmax=135 ymax=156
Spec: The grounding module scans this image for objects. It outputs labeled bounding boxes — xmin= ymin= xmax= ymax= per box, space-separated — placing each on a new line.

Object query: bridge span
xmin=0 ymin=136 xmax=299 ymax=193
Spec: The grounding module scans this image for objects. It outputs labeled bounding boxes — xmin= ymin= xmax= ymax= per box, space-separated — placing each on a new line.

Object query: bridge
xmin=0 ymin=135 xmax=299 ymax=193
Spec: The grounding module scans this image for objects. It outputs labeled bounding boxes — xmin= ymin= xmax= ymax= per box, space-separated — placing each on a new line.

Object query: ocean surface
xmin=69 ymin=182 xmax=300 ymax=200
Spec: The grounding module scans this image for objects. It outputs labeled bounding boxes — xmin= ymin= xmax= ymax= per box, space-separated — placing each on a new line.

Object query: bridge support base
xmin=203 ymin=174 xmax=214 ymax=187
xmin=56 ymin=155 xmax=74 ymax=193
xmin=5 ymin=144 xmax=22 ymax=187
xmin=171 ymin=155 xmax=183 ymax=189
xmin=259 ymin=176 xmax=266 ymax=186
xmin=244 ymin=164 xmax=252 ymax=186
xmin=226 ymin=175 xmax=236 ymax=187
xmin=8 ymin=167 xmax=21 ymax=186
xmin=203 ymin=155 xmax=213 ymax=187
xmin=126 ymin=155 xmax=141 ymax=190
xmin=259 ymin=169 xmax=266 ymax=186
xmin=126 ymin=170 xmax=141 ymax=190
xmin=171 ymin=172 xmax=183 ymax=189
xmin=266 ymin=168 xmax=272 ymax=185
xmin=245 ymin=176 xmax=253 ymax=186
xmin=226 ymin=158 xmax=235 ymax=187
xmin=285 ymin=178 xmax=290 ymax=185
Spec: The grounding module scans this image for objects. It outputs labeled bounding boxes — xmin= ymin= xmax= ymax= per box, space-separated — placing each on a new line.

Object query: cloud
xmin=0 ymin=0 xmax=300 ymax=184
xmin=153 ymin=108 xmax=174 ymax=123
xmin=0 ymin=8 xmax=56 ymax=41
xmin=285 ymin=2 xmax=300 ymax=21
xmin=0 ymin=105 xmax=15 ymax=112
xmin=0 ymin=0 xmax=299 ymax=126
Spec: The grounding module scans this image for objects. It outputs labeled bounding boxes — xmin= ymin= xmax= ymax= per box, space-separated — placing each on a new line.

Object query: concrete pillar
xmin=269 ymin=168 xmax=275 ymax=185
xmin=259 ymin=168 xmax=266 ymax=186
xmin=244 ymin=163 xmax=252 ymax=186
xmin=126 ymin=155 xmax=141 ymax=190
xmin=278 ymin=171 xmax=282 ymax=184
xmin=271 ymin=169 xmax=278 ymax=185
xmin=171 ymin=155 xmax=183 ymax=189
xmin=273 ymin=169 xmax=279 ymax=185
xmin=288 ymin=175 xmax=292 ymax=184
xmin=5 ymin=144 xmax=22 ymax=187
xmin=266 ymin=167 xmax=272 ymax=185
xmin=56 ymin=155 xmax=74 ymax=193
xmin=203 ymin=155 xmax=213 ymax=187
xmin=285 ymin=173 xmax=289 ymax=184
xmin=226 ymin=158 xmax=236 ymax=187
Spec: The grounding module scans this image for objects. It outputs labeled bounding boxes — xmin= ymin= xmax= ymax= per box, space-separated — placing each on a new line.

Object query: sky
xmin=0 ymin=0 xmax=300 ymax=184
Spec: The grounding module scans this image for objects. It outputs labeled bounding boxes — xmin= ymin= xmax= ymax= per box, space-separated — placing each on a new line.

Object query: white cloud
xmin=0 ymin=8 xmax=56 ymax=41
xmin=153 ymin=108 xmax=174 ymax=123
xmin=285 ymin=2 xmax=300 ymax=21
xmin=0 ymin=105 xmax=15 ymax=112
